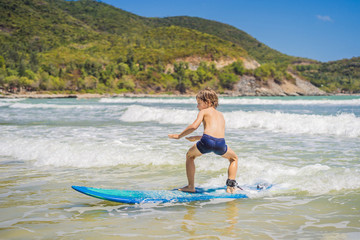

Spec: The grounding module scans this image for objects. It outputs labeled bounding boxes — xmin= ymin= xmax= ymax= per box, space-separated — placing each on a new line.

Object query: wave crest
xmin=120 ymin=105 xmax=360 ymax=137
xmin=100 ymin=97 xmax=360 ymax=106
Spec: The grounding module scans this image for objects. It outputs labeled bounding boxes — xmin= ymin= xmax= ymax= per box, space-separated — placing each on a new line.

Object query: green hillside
xmin=0 ymin=0 xmax=255 ymax=93
xmin=295 ymin=57 xmax=360 ymax=93
xmin=153 ymin=16 xmax=310 ymax=64
xmin=0 ymin=0 xmax=358 ymax=94
xmin=0 ymin=0 xmax=100 ymax=66
xmin=47 ymin=1 xmax=306 ymax=65
xmin=51 ymin=0 xmax=156 ymax=35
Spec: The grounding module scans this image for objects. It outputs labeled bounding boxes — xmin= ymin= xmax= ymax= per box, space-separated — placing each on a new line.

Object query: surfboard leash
xmin=226 ymin=179 xmax=243 ymax=190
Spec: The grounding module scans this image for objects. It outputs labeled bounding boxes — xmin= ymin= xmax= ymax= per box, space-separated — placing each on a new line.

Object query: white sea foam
xmin=220 ymin=98 xmax=360 ymax=106
xmin=8 ymin=103 xmax=104 ymax=109
xmin=199 ymin=157 xmax=360 ymax=195
xmin=100 ymin=97 xmax=195 ymax=104
xmin=3 ymin=97 xmax=360 ymax=109
xmin=0 ymin=98 xmax=25 ymax=107
xmin=224 ymin=111 xmax=360 ymax=138
xmin=119 ymin=105 xmax=360 ymax=137
xmin=120 ymin=105 xmax=197 ymax=124
xmin=0 ymin=137 xmax=182 ymax=168
xmin=0 ymin=102 xmax=10 ymax=107
xmin=1 ymin=136 xmax=359 ymax=195
xmin=241 ymin=158 xmax=360 ymax=196
xmin=0 ymin=98 xmax=26 ymax=102
xmin=100 ymin=97 xmax=360 ymax=106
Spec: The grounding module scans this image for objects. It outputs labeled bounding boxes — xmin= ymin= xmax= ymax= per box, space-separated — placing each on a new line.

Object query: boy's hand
xmin=185 ymin=136 xmax=200 ymax=142
xmin=168 ymin=134 xmax=180 ymax=139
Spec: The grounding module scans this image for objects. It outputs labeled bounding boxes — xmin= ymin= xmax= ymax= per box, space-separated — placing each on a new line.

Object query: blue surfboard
xmin=72 ymin=184 xmax=272 ymax=204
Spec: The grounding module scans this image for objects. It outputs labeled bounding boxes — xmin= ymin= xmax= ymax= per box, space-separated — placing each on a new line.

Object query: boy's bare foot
xmin=227 ymin=186 xmax=237 ymax=194
xmin=178 ymin=186 xmax=196 ymax=193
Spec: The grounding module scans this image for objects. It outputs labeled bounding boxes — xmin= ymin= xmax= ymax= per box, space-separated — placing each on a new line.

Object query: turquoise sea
xmin=1 ymin=95 xmax=360 ymax=239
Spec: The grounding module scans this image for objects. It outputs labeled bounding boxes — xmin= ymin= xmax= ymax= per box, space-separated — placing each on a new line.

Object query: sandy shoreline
xmin=0 ymin=92 xmax=196 ymax=99
xmin=0 ymin=92 xmax=358 ymax=99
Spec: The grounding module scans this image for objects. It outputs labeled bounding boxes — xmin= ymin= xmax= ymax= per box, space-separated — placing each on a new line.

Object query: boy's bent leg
xmin=179 ymin=144 xmax=202 ymax=193
xmin=222 ymin=147 xmax=238 ymax=193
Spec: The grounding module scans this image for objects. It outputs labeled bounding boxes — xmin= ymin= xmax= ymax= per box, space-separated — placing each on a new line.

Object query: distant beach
xmin=2 ymin=92 xmax=360 ymax=99
xmin=0 ymin=92 xmax=195 ymax=99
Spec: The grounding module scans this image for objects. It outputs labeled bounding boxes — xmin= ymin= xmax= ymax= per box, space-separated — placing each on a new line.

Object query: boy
xmin=168 ymin=88 xmax=239 ymax=194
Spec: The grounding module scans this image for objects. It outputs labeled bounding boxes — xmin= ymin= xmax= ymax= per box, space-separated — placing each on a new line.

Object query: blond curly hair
xmin=196 ymin=88 xmax=219 ymax=108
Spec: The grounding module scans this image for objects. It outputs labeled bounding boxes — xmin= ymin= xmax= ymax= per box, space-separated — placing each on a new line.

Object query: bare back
xmin=202 ymin=107 xmax=225 ymax=138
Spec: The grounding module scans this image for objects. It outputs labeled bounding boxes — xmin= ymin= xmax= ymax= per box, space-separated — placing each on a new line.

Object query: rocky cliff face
xmin=230 ymin=74 xmax=326 ymax=96
xmin=165 ymin=56 xmax=260 ymax=72
xmin=167 ymin=57 xmax=325 ymax=96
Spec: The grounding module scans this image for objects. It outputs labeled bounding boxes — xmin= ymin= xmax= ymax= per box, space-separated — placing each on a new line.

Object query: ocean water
xmin=1 ymin=95 xmax=360 ymax=239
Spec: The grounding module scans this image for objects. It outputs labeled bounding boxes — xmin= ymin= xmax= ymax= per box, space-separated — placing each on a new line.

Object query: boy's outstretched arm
xmin=168 ymin=111 xmax=204 ymax=139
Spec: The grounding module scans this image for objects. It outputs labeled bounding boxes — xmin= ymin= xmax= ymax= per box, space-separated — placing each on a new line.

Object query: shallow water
xmin=1 ymin=96 xmax=360 ymax=239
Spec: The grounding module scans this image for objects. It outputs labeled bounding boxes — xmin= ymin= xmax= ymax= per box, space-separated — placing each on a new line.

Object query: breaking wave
xmin=100 ymin=97 xmax=360 ymax=106
xmin=1 ymin=136 xmax=359 ymax=196
xmin=120 ymin=105 xmax=360 ymax=137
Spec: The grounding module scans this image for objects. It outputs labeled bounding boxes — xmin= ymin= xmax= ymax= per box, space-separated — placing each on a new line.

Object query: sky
xmin=101 ymin=0 xmax=360 ymax=62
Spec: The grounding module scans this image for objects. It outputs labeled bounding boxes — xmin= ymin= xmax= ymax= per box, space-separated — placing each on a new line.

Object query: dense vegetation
xmin=0 ymin=0 xmax=358 ymax=94
xmin=153 ymin=16 xmax=306 ymax=65
xmin=295 ymin=57 xmax=360 ymax=93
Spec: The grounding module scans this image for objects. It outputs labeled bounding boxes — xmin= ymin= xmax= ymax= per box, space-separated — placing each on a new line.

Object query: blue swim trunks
xmin=196 ymin=134 xmax=228 ymax=156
